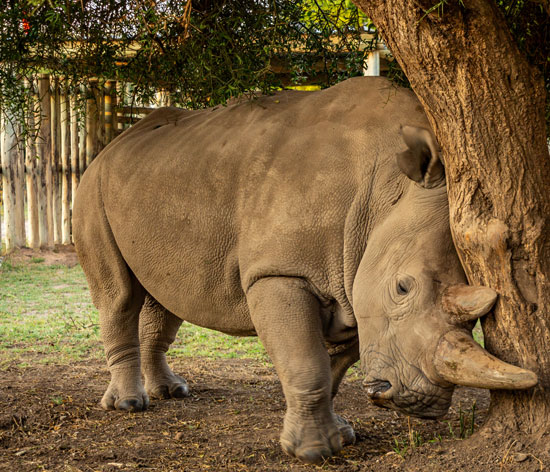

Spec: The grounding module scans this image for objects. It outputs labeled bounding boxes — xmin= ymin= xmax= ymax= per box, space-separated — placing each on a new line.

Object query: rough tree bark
xmin=354 ymin=0 xmax=550 ymax=436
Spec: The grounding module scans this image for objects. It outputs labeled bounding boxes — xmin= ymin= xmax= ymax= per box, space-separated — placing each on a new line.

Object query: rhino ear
xmin=396 ymin=125 xmax=445 ymax=188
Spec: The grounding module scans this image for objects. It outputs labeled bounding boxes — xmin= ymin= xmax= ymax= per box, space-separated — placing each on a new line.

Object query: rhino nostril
xmin=364 ymin=380 xmax=392 ymax=399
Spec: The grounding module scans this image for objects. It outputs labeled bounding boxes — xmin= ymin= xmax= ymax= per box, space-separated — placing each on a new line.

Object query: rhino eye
xmin=397 ymin=279 xmax=410 ymax=295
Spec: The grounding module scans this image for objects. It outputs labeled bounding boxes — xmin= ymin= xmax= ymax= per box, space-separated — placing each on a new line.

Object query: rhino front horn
xmin=434 ymin=330 xmax=538 ymax=390
xmin=442 ymin=284 xmax=498 ymax=323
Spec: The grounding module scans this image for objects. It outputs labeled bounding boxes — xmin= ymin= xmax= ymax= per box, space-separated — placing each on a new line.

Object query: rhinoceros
xmin=73 ymin=77 xmax=537 ymax=464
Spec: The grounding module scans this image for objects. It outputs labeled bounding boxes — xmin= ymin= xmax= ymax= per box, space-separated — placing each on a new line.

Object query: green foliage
xmin=496 ymin=0 xmax=550 ymax=134
xmin=302 ymin=0 xmax=366 ymax=26
xmin=0 ymin=0 xmax=373 ymax=121
xmin=1 ymin=1 xmax=547 ymax=133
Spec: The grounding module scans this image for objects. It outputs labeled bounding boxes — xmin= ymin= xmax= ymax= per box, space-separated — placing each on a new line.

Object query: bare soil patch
xmin=3 ymin=245 xmax=79 ymax=267
xmin=2 ymin=356 xmax=545 ymax=472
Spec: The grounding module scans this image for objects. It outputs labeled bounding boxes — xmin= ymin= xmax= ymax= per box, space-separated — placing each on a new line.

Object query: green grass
xmin=0 ymin=260 xmax=101 ymax=367
xmin=391 ymin=401 xmax=477 ymax=457
xmin=472 ymin=320 xmax=484 ymax=347
xmin=0 ymin=257 xmax=268 ymax=369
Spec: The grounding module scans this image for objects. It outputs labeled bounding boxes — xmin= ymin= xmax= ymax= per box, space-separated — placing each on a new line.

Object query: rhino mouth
xmin=364 ymin=378 xmax=452 ymax=418
xmin=364 ymin=379 xmax=392 ymax=404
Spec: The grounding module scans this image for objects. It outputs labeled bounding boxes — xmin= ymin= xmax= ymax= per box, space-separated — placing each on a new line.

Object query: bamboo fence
xmin=0 ymin=74 xmax=163 ymax=253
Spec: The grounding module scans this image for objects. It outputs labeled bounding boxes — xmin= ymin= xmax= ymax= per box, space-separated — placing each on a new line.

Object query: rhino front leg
xmin=139 ymin=294 xmax=189 ymax=399
xmin=329 ymin=338 xmax=360 ymax=398
xmin=247 ymin=277 xmax=342 ymax=464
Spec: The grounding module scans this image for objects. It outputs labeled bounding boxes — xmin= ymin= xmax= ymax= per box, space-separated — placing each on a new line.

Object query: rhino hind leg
xmin=73 ymin=185 xmax=147 ymax=412
xmin=139 ymin=295 xmax=189 ymax=399
xmin=247 ymin=277 xmax=343 ymax=464
xmin=328 ymin=340 xmax=360 ymax=446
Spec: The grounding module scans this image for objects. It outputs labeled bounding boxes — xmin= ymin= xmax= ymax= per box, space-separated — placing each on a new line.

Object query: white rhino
xmin=73 ymin=77 xmax=536 ymax=464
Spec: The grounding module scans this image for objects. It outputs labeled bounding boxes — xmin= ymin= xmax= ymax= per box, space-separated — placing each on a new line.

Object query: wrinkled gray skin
xmin=73 ymin=77 xmax=466 ymax=464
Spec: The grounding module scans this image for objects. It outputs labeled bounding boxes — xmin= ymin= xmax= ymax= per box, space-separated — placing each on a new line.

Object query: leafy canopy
xmin=0 ymin=0 xmax=371 ymax=123
xmin=2 ymin=0 xmax=547 ymax=135
xmin=497 ymin=0 xmax=549 ymax=133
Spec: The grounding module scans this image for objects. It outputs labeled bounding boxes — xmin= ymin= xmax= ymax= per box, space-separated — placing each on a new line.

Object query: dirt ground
xmin=2 ymin=358 xmax=547 ymax=472
xmin=1 ymin=248 xmax=548 ymax=471
xmin=3 ymin=245 xmax=80 ymax=267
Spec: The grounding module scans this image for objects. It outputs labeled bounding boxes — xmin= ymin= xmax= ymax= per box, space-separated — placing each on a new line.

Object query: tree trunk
xmin=354 ymin=0 xmax=550 ymax=435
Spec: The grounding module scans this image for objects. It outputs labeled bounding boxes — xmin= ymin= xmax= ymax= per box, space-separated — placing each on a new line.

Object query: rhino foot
xmin=280 ymin=411 xmax=343 ymax=464
xmin=101 ymin=378 xmax=149 ymax=412
xmin=334 ymin=414 xmax=356 ymax=445
xmin=145 ymin=373 xmax=189 ymax=400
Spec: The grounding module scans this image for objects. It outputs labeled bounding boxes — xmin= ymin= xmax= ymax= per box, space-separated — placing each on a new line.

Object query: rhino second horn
xmin=434 ymin=330 xmax=538 ymax=390
xmin=442 ymin=284 xmax=498 ymax=323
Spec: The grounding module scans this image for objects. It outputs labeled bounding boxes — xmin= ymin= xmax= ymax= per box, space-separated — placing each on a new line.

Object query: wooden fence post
xmin=70 ymin=92 xmax=80 ymax=217
xmin=0 ymin=129 xmax=2 ymax=249
xmin=0 ymin=127 xmax=2 ymax=248
xmin=79 ymin=85 xmax=87 ymax=177
xmin=60 ymin=82 xmax=71 ymax=245
xmin=32 ymin=78 xmax=48 ymax=248
xmin=104 ymin=81 xmax=113 ymax=144
xmin=25 ymin=80 xmax=40 ymax=249
xmin=51 ymin=78 xmax=62 ymax=244
xmin=0 ymin=111 xmax=26 ymax=250
xmin=0 ymin=125 xmax=1 ymax=249
xmin=96 ymin=81 xmax=105 ymax=151
xmin=38 ymin=74 xmax=54 ymax=248
xmin=85 ymin=81 xmax=98 ymax=167
xmin=157 ymin=89 xmax=172 ymax=107
xmin=1 ymin=110 xmax=18 ymax=252
xmin=115 ymin=81 xmax=126 ymax=136
xmin=15 ymin=123 xmax=26 ymax=247
xmin=112 ymin=81 xmax=119 ymax=136
xmin=124 ymin=83 xmax=133 ymax=133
